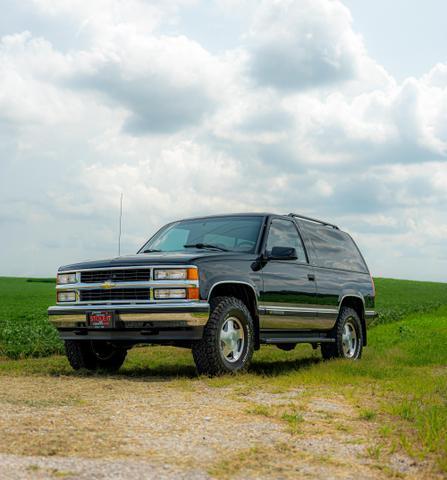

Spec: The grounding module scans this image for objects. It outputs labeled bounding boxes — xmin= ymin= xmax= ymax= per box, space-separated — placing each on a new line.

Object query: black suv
xmin=48 ymin=213 xmax=376 ymax=375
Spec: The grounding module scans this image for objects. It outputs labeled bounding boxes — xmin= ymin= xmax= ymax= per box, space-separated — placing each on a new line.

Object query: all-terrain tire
xmin=192 ymin=296 xmax=254 ymax=376
xmin=64 ymin=340 xmax=97 ymax=370
xmin=321 ymin=307 xmax=363 ymax=360
xmin=92 ymin=341 xmax=128 ymax=371
xmin=64 ymin=340 xmax=127 ymax=372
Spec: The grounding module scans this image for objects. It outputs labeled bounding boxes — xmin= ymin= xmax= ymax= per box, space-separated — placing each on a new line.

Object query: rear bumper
xmin=48 ymin=302 xmax=210 ymax=330
xmin=365 ymin=310 xmax=378 ymax=326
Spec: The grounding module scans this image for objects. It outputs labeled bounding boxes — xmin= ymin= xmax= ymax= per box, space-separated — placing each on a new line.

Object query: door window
xmin=266 ymin=219 xmax=307 ymax=262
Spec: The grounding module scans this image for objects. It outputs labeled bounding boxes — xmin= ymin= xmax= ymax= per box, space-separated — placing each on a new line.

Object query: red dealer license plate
xmin=88 ymin=311 xmax=114 ymax=328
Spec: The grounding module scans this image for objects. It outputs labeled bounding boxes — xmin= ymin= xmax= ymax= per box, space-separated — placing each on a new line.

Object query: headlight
xmin=154 ymin=268 xmax=198 ymax=281
xmin=57 ymin=291 xmax=76 ymax=302
xmin=57 ymin=273 xmax=77 ymax=284
xmin=154 ymin=287 xmax=199 ymax=300
xmin=154 ymin=288 xmax=187 ymax=299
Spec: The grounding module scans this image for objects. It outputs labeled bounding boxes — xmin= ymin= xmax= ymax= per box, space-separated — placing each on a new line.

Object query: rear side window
xmin=266 ymin=219 xmax=307 ymax=263
xmin=299 ymin=222 xmax=367 ymax=272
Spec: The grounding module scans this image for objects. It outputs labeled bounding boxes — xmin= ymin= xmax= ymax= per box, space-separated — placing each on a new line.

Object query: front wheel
xmin=192 ymin=296 xmax=254 ymax=376
xmin=321 ymin=307 xmax=363 ymax=360
xmin=64 ymin=340 xmax=127 ymax=372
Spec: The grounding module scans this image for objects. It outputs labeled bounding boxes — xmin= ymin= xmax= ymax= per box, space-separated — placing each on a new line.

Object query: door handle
xmin=307 ymin=273 xmax=315 ymax=281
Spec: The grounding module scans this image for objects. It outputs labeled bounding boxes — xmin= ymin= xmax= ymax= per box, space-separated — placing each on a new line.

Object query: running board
xmin=260 ymin=331 xmax=335 ymax=344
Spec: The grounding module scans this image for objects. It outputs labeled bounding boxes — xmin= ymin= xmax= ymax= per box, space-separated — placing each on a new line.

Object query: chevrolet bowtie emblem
xmin=101 ymin=280 xmax=115 ymax=289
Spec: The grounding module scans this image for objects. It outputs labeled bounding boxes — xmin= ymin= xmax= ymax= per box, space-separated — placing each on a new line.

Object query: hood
xmin=58 ymin=250 xmax=236 ymax=271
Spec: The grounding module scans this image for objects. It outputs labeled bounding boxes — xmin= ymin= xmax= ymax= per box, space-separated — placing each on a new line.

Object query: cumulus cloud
xmin=246 ymin=0 xmax=362 ymax=90
xmin=66 ymin=35 xmax=225 ymax=134
xmin=0 ymin=0 xmax=446 ymax=281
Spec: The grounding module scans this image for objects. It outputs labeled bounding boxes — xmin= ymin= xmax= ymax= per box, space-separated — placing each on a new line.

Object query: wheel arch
xmin=207 ymin=281 xmax=260 ymax=350
xmin=339 ymin=294 xmax=367 ymax=346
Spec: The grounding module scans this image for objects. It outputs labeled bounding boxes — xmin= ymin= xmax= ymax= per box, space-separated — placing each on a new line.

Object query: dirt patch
xmin=0 ymin=453 xmax=207 ymax=480
xmin=0 ymin=375 xmax=441 ymax=479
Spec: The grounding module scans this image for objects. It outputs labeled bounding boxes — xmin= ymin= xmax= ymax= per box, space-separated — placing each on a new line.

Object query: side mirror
xmin=268 ymin=246 xmax=298 ymax=261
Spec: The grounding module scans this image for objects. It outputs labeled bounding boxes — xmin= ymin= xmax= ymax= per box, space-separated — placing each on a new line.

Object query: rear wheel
xmin=192 ymin=296 xmax=254 ymax=376
xmin=64 ymin=340 xmax=127 ymax=372
xmin=321 ymin=307 xmax=363 ymax=360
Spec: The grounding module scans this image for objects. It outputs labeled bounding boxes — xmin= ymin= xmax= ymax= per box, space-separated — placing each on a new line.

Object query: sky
xmin=0 ymin=0 xmax=446 ymax=281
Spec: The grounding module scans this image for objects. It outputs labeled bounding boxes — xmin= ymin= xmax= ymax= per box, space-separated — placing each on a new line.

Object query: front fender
xmin=196 ymin=257 xmax=261 ymax=302
xmin=205 ymin=278 xmax=260 ymax=302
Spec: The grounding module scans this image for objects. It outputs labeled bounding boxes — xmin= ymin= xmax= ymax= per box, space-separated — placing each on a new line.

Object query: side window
xmin=299 ymin=222 xmax=367 ymax=272
xmin=266 ymin=219 xmax=307 ymax=262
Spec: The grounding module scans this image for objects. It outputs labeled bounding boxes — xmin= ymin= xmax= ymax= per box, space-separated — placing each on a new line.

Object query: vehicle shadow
xmin=250 ymin=356 xmax=321 ymax=375
xmin=62 ymin=355 xmax=322 ymax=382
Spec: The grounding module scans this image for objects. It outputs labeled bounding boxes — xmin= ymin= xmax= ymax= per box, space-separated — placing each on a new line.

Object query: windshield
xmin=139 ymin=216 xmax=264 ymax=254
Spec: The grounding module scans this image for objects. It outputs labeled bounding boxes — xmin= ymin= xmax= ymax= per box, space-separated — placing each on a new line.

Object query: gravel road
xmin=0 ymin=374 xmax=440 ymax=479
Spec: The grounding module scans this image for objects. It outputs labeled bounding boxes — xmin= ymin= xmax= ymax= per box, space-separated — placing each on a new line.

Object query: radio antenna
xmin=118 ymin=192 xmax=123 ymax=256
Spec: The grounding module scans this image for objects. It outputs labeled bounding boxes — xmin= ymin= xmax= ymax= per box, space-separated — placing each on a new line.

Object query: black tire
xmin=192 ymin=296 xmax=254 ymax=376
xmin=64 ymin=340 xmax=127 ymax=372
xmin=64 ymin=340 xmax=97 ymax=370
xmin=321 ymin=307 xmax=363 ymax=360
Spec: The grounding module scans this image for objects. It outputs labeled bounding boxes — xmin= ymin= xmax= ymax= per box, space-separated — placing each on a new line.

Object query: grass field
xmin=0 ymin=276 xmax=447 ymax=476
xmin=1 ymin=276 xmax=447 ymax=359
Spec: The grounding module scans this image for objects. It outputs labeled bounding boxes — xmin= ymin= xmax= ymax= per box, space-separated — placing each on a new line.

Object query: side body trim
xmin=258 ymin=305 xmax=338 ymax=315
xmin=259 ymin=304 xmax=337 ymax=330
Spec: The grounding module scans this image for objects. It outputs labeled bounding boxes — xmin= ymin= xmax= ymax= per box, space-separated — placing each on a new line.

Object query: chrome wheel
xmin=342 ymin=319 xmax=358 ymax=358
xmin=220 ymin=316 xmax=245 ymax=363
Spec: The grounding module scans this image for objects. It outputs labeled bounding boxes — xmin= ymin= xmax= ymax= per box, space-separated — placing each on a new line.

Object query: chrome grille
xmin=80 ymin=288 xmax=151 ymax=302
xmin=80 ymin=269 xmax=151 ymax=283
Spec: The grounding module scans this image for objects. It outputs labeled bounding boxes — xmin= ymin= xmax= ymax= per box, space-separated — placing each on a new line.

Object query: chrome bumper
xmin=48 ymin=302 xmax=210 ymax=328
xmin=365 ymin=310 xmax=378 ymax=326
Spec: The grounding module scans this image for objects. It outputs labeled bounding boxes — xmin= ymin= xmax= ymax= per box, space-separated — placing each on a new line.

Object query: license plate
xmin=88 ymin=311 xmax=114 ymax=328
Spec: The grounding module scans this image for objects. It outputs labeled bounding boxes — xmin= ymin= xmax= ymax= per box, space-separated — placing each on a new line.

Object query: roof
xmin=172 ymin=212 xmax=272 ymax=223
xmin=170 ymin=212 xmax=339 ymax=229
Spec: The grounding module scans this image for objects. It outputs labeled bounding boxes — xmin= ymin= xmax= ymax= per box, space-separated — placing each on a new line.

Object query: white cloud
xmin=30 ymin=0 xmax=171 ymax=37
xmin=0 ymin=0 xmax=446 ymax=281
xmin=65 ymin=33 xmax=229 ymax=134
xmin=245 ymin=0 xmax=390 ymax=92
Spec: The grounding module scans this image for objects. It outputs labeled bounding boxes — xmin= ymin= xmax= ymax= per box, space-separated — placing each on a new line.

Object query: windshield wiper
xmin=141 ymin=249 xmax=162 ymax=253
xmin=184 ymin=243 xmax=229 ymax=252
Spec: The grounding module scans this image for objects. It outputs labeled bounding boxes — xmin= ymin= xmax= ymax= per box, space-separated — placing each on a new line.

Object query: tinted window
xmin=299 ymin=222 xmax=367 ymax=272
xmin=140 ymin=216 xmax=263 ymax=253
xmin=266 ymin=219 xmax=307 ymax=262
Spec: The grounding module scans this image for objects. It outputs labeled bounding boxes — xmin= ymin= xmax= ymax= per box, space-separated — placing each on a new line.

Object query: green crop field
xmin=1 ymin=276 xmax=447 ymax=359
xmin=0 ymin=276 xmax=447 ymax=474
xmin=0 ymin=277 xmax=61 ymax=358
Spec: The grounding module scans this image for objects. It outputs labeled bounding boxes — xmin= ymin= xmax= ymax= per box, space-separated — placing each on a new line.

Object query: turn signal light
xmin=187 ymin=287 xmax=199 ymax=300
xmin=187 ymin=268 xmax=199 ymax=280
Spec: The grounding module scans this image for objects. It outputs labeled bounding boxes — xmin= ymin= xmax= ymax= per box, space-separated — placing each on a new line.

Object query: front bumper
xmin=48 ymin=302 xmax=210 ymax=329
